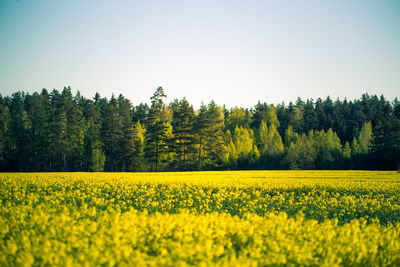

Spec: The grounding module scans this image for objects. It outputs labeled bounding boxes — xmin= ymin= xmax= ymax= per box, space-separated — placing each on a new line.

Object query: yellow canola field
xmin=1 ymin=171 xmax=400 ymax=266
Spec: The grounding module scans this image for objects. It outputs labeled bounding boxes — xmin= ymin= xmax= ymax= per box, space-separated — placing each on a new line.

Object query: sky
xmin=0 ymin=0 xmax=399 ymax=108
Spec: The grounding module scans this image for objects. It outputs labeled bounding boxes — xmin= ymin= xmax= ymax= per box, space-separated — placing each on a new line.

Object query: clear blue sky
xmin=0 ymin=0 xmax=399 ymax=108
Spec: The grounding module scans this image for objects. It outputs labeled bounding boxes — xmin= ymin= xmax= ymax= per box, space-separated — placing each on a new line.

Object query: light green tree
xmin=284 ymin=125 xmax=298 ymax=147
xmin=266 ymin=124 xmax=284 ymax=156
xmin=358 ymin=121 xmax=373 ymax=154
xmin=90 ymin=141 xmax=105 ymax=172
xmin=232 ymin=126 xmax=259 ymax=159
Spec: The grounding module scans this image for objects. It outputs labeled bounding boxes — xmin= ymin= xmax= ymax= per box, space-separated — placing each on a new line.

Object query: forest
xmin=0 ymin=86 xmax=399 ymax=172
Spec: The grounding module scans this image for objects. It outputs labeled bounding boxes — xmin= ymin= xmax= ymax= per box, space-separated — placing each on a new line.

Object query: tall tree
xmin=171 ymin=98 xmax=196 ymax=170
xmin=303 ymin=99 xmax=318 ymax=133
xmin=24 ymin=91 xmax=50 ymax=171
xmin=9 ymin=92 xmax=31 ymax=171
xmin=63 ymin=87 xmax=86 ymax=171
xmin=371 ymin=118 xmax=400 ymax=170
xmin=194 ymin=101 xmax=228 ymax=170
xmin=393 ymin=98 xmax=400 ymax=120
xmin=48 ymin=89 xmax=67 ymax=171
xmin=102 ymin=95 xmax=123 ymax=171
xmin=133 ymin=103 xmax=150 ymax=126
xmin=82 ymin=93 xmax=105 ymax=171
xmin=145 ymin=87 xmax=170 ymax=171
xmin=0 ymin=96 xmax=11 ymax=170
xmin=118 ymin=95 xmax=136 ymax=171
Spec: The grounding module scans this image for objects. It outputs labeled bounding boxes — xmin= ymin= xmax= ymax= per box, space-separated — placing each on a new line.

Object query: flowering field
xmin=1 ymin=171 xmax=400 ymax=266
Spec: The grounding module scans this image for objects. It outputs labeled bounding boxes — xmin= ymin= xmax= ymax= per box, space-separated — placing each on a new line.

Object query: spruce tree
xmin=118 ymin=95 xmax=136 ymax=171
xmin=102 ymin=95 xmax=123 ymax=171
xmin=145 ymin=87 xmax=170 ymax=171
xmin=194 ymin=101 xmax=228 ymax=170
xmin=171 ymin=98 xmax=196 ymax=170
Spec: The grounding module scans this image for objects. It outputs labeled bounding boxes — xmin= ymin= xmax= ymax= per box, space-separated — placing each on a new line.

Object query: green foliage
xmin=265 ymin=124 xmax=284 ymax=156
xmin=145 ymin=87 xmax=170 ymax=171
xmin=0 ymin=89 xmax=399 ymax=171
xmin=132 ymin=121 xmax=146 ymax=171
xmin=358 ymin=121 xmax=373 ymax=154
xmin=284 ymin=125 xmax=298 ymax=147
xmin=194 ymin=102 xmax=228 ymax=170
xmin=251 ymin=102 xmax=280 ymax=129
xmin=90 ymin=146 xmax=105 ymax=172
xmin=225 ymin=106 xmax=252 ymax=132
xmin=342 ymin=142 xmax=351 ymax=159
xmin=101 ymin=95 xmax=123 ymax=171
xmin=117 ymin=95 xmax=136 ymax=171
xmin=312 ymin=129 xmax=342 ymax=169
xmin=285 ymin=134 xmax=317 ymax=169
xmin=231 ymin=126 xmax=259 ymax=159
xmin=171 ymin=98 xmax=196 ymax=170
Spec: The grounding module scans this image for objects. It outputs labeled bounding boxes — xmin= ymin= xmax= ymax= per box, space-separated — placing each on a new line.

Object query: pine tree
xmin=0 ymin=96 xmax=11 ymax=170
xmin=371 ymin=118 xmax=400 ymax=170
xmin=194 ymin=101 xmax=228 ymax=170
xmin=145 ymin=87 xmax=170 ymax=171
xmin=202 ymin=101 xmax=228 ymax=169
xmin=118 ymin=95 xmax=136 ymax=171
xmin=24 ymin=91 xmax=50 ymax=171
xmin=287 ymin=102 xmax=303 ymax=133
xmin=102 ymin=95 xmax=123 ymax=171
xmin=194 ymin=103 xmax=208 ymax=170
xmin=171 ymin=98 xmax=196 ymax=170
xmin=303 ymin=99 xmax=318 ymax=132
xmin=48 ymin=89 xmax=67 ymax=171
xmin=9 ymin=92 xmax=31 ymax=171
xmin=393 ymin=98 xmax=400 ymax=120
xmin=82 ymin=93 xmax=105 ymax=171
xmin=63 ymin=87 xmax=86 ymax=171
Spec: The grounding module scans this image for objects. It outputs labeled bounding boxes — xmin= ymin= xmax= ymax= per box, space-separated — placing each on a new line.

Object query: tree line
xmin=0 ymin=86 xmax=399 ymax=172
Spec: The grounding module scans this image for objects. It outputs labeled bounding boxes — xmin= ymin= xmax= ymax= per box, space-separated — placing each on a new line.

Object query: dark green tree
xmin=9 ymin=92 xmax=31 ymax=171
xmin=117 ymin=94 xmax=136 ymax=171
xmin=24 ymin=91 xmax=50 ymax=171
xmin=171 ymin=98 xmax=196 ymax=170
xmin=145 ymin=87 xmax=170 ymax=171
xmin=225 ymin=106 xmax=252 ymax=133
xmin=102 ymin=95 xmax=123 ymax=171
xmin=63 ymin=87 xmax=86 ymax=171
xmin=194 ymin=101 xmax=228 ymax=170
xmin=0 ymin=95 xmax=11 ymax=170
